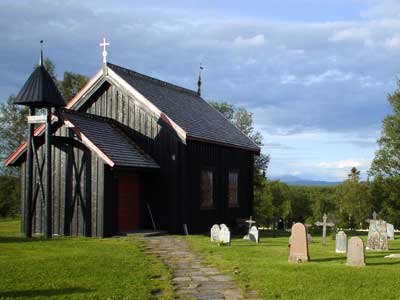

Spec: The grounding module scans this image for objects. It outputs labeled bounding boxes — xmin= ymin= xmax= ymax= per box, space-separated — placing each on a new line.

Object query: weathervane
xmin=99 ymin=38 xmax=110 ymax=65
xmin=197 ymin=63 xmax=204 ymax=96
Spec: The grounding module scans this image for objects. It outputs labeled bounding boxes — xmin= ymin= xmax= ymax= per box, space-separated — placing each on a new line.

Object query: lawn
xmin=0 ymin=219 xmax=173 ymax=300
xmin=188 ymin=231 xmax=400 ymax=300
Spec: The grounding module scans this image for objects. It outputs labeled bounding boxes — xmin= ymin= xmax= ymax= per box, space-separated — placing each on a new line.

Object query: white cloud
xmin=329 ymin=27 xmax=370 ymax=43
xmin=281 ymin=69 xmax=355 ymax=86
xmin=233 ymin=34 xmax=266 ymax=47
xmin=317 ymin=159 xmax=367 ymax=169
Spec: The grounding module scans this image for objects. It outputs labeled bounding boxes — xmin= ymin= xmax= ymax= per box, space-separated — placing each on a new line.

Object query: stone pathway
xmin=143 ymin=236 xmax=260 ymax=300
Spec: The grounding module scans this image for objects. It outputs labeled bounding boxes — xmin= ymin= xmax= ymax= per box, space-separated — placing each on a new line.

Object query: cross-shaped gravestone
xmin=315 ymin=213 xmax=335 ymax=246
xmin=99 ymin=37 xmax=110 ymax=64
xmin=243 ymin=216 xmax=256 ymax=240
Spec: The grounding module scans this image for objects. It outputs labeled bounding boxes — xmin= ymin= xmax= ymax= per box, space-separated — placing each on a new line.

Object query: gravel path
xmin=143 ymin=236 xmax=260 ymax=300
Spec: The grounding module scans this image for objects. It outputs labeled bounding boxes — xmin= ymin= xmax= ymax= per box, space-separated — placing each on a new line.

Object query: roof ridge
xmin=107 ymin=62 xmax=200 ymax=97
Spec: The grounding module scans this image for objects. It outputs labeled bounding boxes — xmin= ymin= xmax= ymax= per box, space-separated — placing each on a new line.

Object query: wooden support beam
xmin=23 ymin=108 xmax=35 ymax=238
xmin=44 ymin=108 xmax=52 ymax=239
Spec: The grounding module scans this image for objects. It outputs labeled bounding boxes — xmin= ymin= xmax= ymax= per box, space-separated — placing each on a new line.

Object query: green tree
xmin=60 ymin=72 xmax=88 ymax=101
xmin=348 ymin=167 xmax=361 ymax=181
xmin=0 ymin=96 xmax=28 ymax=175
xmin=370 ymin=80 xmax=400 ymax=176
xmin=335 ymin=179 xmax=372 ymax=229
xmin=208 ymin=101 xmax=270 ymax=177
xmin=0 ymin=175 xmax=20 ymax=217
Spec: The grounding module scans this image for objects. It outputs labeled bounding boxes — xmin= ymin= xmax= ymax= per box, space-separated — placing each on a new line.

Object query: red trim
xmin=4 ymin=70 xmax=103 ymax=167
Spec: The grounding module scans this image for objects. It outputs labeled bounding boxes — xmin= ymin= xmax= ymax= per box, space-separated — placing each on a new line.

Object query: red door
xmin=118 ymin=173 xmax=139 ymax=233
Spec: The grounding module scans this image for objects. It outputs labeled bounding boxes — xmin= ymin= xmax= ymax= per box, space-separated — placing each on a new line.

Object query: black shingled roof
xmin=14 ymin=65 xmax=65 ymax=108
xmin=107 ymin=63 xmax=260 ymax=152
xmin=61 ymin=109 xmax=159 ymax=169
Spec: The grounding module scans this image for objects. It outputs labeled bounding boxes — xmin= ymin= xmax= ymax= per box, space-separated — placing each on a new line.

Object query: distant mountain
xmin=270 ymin=175 xmax=341 ymax=186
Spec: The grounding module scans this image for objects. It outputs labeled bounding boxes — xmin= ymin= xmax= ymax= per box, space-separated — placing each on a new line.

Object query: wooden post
xmin=23 ymin=108 xmax=35 ymax=238
xmin=44 ymin=107 xmax=52 ymax=238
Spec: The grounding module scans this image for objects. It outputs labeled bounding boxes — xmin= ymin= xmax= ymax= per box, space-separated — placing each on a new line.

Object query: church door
xmin=117 ymin=173 xmax=140 ymax=233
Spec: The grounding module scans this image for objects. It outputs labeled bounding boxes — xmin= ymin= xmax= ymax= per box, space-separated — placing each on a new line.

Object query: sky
xmin=1 ymin=0 xmax=400 ymax=181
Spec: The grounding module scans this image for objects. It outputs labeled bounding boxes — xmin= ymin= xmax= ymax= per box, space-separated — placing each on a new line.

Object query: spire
xmin=14 ymin=40 xmax=65 ymax=108
xmin=197 ymin=63 xmax=203 ymax=96
xmin=39 ymin=40 xmax=43 ymax=66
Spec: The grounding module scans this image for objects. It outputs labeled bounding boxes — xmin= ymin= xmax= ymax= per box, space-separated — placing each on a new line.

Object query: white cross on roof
xmin=99 ymin=38 xmax=110 ymax=65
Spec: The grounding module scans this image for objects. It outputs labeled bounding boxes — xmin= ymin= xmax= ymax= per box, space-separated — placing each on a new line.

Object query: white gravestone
xmin=387 ymin=223 xmax=395 ymax=240
xmin=243 ymin=216 xmax=256 ymax=240
xmin=210 ymin=224 xmax=220 ymax=242
xmin=249 ymin=226 xmax=259 ymax=243
xmin=335 ymin=231 xmax=347 ymax=253
xmin=219 ymin=226 xmax=231 ymax=245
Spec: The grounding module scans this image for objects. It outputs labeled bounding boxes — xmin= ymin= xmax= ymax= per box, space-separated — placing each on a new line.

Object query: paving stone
xmin=209 ymin=275 xmax=232 ymax=282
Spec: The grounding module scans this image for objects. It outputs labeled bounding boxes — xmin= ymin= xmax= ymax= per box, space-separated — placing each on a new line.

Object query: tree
xmin=0 ymin=96 xmax=28 ymax=175
xmin=348 ymin=167 xmax=360 ymax=181
xmin=208 ymin=101 xmax=270 ymax=177
xmin=0 ymin=175 xmax=20 ymax=217
xmin=370 ymin=80 xmax=400 ymax=177
xmin=335 ymin=179 xmax=372 ymax=229
xmin=60 ymin=72 xmax=88 ymax=101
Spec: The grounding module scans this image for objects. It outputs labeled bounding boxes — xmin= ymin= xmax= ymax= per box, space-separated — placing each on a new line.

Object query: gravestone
xmin=387 ymin=223 xmax=395 ymax=240
xmin=307 ymin=233 xmax=313 ymax=244
xmin=210 ymin=224 xmax=220 ymax=242
xmin=288 ymin=223 xmax=309 ymax=263
xmin=219 ymin=225 xmax=231 ymax=245
xmin=367 ymin=219 xmax=388 ymax=251
xmin=335 ymin=231 xmax=347 ymax=253
xmin=249 ymin=226 xmax=259 ymax=243
xmin=220 ymin=223 xmax=228 ymax=229
xmin=346 ymin=237 xmax=365 ymax=267
xmin=315 ymin=213 xmax=335 ymax=246
xmin=243 ymin=216 xmax=256 ymax=240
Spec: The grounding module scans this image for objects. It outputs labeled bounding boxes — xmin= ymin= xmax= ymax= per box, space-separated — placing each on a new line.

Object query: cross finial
xmin=197 ymin=63 xmax=203 ymax=96
xmin=39 ymin=40 xmax=44 ymax=66
xmin=99 ymin=38 xmax=110 ymax=65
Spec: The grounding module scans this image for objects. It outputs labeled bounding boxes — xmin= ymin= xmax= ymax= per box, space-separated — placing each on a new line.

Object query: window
xmin=228 ymin=170 xmax=239 ymax=207
xmin=200 ymin=169 xmax=214 ymax=208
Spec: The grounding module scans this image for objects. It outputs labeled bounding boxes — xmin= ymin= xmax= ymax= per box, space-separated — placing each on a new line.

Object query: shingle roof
xmin=14 ymin=65 xmax=65 ymax=108
xmin=61 ymin=109 xmax=159 ymax=169
xmin=107 ymin=63 xmax=260 ymax=152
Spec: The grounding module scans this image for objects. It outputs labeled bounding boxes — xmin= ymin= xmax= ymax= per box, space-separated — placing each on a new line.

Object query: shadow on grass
xmin=0 ymin=287 xmax=93 ymax=298
xmin=367 ymin=260 xmax=400 ymax=266
xmin=311 ymin=257 xmax=346 ymax=262
xmin=0 ymin=236 xmax=47 ymax=243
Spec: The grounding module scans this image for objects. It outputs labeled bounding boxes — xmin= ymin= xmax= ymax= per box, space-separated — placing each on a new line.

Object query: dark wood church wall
xmin=186 ymin=140 xmax=254 ymax=232
xmin=21 ymin=124 xmax=104 ymax=238
xmin=79 ymin=82 xmax=183 ymax=233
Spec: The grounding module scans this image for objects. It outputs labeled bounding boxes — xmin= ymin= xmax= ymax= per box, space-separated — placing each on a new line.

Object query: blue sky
xmin=1 ymin=0 xmax=399 ymax=181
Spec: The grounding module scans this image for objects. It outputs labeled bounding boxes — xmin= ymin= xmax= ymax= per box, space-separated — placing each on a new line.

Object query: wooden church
xmin=5 ymin=42 xmax=260 ymax=237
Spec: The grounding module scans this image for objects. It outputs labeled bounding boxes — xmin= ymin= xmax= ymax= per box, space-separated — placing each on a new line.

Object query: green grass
xmin=188 ymin=231 xmax=400 ymax=300
xmin=0 ymin=219 xmax=173 ymax=300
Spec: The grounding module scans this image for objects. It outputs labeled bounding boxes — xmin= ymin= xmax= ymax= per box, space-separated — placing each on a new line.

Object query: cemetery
xmin=1 ymin=215 xmax=400 ymax=299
